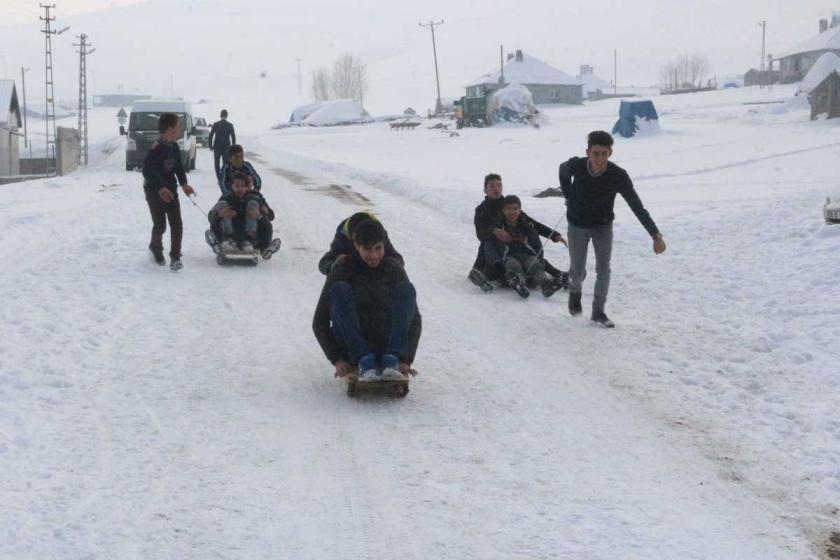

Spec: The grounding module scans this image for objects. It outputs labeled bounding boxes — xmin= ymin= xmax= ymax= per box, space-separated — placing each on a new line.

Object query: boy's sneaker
xmin=261 ymin=238 xmax=282 ymax=260
xmin=380 ymin=354 xmax=405 ymax=381
xmin=568 ymin=292 xmax=582 ymax=316
xmin=150 ymin=247 xmax=166 ymax=265
xmin=205 ymin=229 xmax=220 ymax=254
xmin=591 ymin=311 xmax=615 ymax=328
xmin=220 ymin=239 xmax=236 ymax=253
xmin=468 ymin=268 xmax=493 ymax=292
xmin=357 ymin=353 xmax=379 ymax=383
xmin=552 ymin=271 xmax=570 ymax=291
xmin=540 ymin=279 xmax=559 ymax=299
xmin=170 ymin=258 xmax=183 ymax=272
xmin=506 ymin=272 xmax=530 ymax=299
xmin=241 ymin=240 xmax=255 ymax=253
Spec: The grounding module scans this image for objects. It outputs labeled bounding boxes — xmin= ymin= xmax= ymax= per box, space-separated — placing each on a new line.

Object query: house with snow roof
xmin=1 ymin=80 xmax=23 ymax=177
xmin=578 ymin=65 xmax=612 ymax=99
xmin=466 ymin=50 xmax=583 ymax=105
xmin=777 ymin=13 xmax=840 ymax=83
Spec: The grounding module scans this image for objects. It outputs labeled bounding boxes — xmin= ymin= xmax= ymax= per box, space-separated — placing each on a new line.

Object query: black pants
xmin=145 ymin=189 xmax=183 ymax=259
xmin=213 ymin=149 xmax=229 ymax=180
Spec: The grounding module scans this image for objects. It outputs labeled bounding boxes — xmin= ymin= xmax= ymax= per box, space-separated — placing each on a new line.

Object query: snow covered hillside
xmin=2 ymin=81 xmax=840 ymax=559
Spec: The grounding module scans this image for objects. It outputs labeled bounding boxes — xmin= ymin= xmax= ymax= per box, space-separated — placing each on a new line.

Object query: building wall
xmin=465 ymin=83 xmax=583 ymax=105
xmin=0 ymin=127 xmax=21 ymax=176
xmin=56 ymin=127 xmax=79 ymax=176
xmin=780 ymin=50 xmax=840 ymax=83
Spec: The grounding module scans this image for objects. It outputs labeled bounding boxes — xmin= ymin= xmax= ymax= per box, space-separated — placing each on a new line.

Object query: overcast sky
xmin=1 ymin=0 xmax=838 ymax=114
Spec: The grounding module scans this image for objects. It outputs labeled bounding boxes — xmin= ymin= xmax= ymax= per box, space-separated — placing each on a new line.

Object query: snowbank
xmin=287 ymin=99 xmax=372 ymax=127
xmin=488 ymin=83 xmax=538 ymax=125
xmin=796 ymin=52 xmax=840 ymax=96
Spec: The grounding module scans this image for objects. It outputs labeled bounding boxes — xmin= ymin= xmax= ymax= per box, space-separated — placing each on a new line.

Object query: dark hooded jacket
xmin=318 ymin=219 xmax=403 ymax=276
xmin=312 ymin=253 xmax=421 ymax=365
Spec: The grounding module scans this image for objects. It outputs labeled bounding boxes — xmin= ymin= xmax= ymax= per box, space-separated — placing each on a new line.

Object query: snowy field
xmin=2 ymin=84 xmax=840 ymax=559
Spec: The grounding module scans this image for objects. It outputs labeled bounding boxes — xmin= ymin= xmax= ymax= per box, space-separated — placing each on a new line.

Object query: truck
xmin=120 ymin=100 xmax=198 ymax=172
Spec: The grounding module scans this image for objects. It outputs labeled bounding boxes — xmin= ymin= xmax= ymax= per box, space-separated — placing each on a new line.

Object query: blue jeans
xmin=329 ymin=281 xmax=416 ymax=363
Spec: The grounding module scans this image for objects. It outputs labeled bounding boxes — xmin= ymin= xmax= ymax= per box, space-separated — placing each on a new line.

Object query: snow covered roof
xmin=467 ymin=52 xmax=581 ymax=87
xmin=777 ymin=24 xmax=840 ymax=59
xmin=579 ymin=72 xmax=611 ymax=95
xmin=0 ymin=79 xmax=22 ymax=128
xmin=796 ymin=52 xmax=840 ymax=95
xmin=289 ymin=99 xmax=371 ymax=126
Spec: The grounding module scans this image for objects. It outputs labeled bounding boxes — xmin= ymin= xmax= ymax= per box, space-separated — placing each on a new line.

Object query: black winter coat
xmin=473 ymin=197 xmax=560 ymax=242
xmin=312 ymin=253 xmax=421 ymax=365
xmin=142 ymin=138 xmax=187 ymax=193
xmin=558 ymin=157 xmax=659 ymax=237
xmin=209 ymin=119 xmax=236 ymax=153
xmin=318 ymin=220 xmax=403 ymax=276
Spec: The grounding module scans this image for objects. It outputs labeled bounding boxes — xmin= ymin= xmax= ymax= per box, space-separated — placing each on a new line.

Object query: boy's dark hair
xmin=220 ymin=109 xmax=228 ymax=118
xmin=231 ymin=171 xmax=250 ymax=185
xmin=228 ymin=144 xmax=243 ymax=157
xmin=345 ymin=212 xmax=378 ymax=237
xmin=352 ymin=219 xmax=386 ymax=248
xmin=587 ymin=130 xmax=614 ymax=149
xmin=158 ymin=112 xmax=179 ymax=133
xmin=484 ymin=173 xmax=502 ymax=187
xmin=502 ymin=195 xmax=521 ymax=208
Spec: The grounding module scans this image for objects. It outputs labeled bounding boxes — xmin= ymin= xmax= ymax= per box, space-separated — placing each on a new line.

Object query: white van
xmin=121 ymin=99 xmax=198 ymax=172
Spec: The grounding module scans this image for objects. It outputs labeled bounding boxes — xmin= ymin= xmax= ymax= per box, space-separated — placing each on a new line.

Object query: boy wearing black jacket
xmin=559 ymin=130 xmax=667 ymax=327
xmin=469 ymin=173 xmax=566 ymax=289
xmin=318 ymin=211 xmax=403 ymax=276
xmin=207 ymin=172 xmax=280 ymax=259
xmin=142 ymin=112 xmax=195 ymax=270
xmin=313 ymin=220 xmax=421 ymax=383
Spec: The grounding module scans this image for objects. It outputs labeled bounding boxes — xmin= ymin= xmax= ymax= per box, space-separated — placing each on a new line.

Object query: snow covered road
xmin=2 ymin=88 xmax=838 ymax=559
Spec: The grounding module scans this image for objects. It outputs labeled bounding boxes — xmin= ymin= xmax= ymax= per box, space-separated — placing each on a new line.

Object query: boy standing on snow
xmin=313 ymin=219 xmax=421 ymax=383
xmin=142 ymin=112 xmax=195 ymax=270
xmin=559 ymin=130 xmax=666 ymax=328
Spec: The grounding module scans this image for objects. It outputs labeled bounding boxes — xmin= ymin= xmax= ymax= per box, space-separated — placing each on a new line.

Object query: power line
xmin=419 ymin=19 xmax=444 ymax=115
xmin=74 ymin=33 xmax=95 ymax=166
xmin=40 ymin=3 xmax=69 ymax=173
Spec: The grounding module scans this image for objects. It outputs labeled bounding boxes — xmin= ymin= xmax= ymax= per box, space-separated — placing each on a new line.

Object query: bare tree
xmin=659 ymin=53 xmax=710 ymax=90
xmin=330 ymin=53 xmax=368 ymax=102
xmin=311 ymin=67 xmax=330 ymax=102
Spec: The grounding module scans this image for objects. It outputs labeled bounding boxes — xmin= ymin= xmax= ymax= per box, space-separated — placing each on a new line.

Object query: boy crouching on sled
xmin=486 ymin=195 xmax=559 ymax=299
xmin=206 ymin=172 xmax=281 ymax=259
xmin=313 ymin=219 xmax=421 ymax=383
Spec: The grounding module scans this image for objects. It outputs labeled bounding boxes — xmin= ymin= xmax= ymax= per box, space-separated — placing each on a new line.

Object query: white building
xmin=777 ymin=14 xmax=840 ymax=83
xmin=0 ymin=80 xmax=23 ymax=177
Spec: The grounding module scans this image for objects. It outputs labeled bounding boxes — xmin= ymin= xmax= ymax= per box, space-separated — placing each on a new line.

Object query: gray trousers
xmin=567 ymin=223 xmax=613 ymax=313
xmin=504 ymin=254 xmax=547 ymax=285
xmin=212 ymin=199 xmax=260 ymax=238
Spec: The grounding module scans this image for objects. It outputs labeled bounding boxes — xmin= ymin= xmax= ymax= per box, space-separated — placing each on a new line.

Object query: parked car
xmin=119 ymin=99 xmax=198 ymax=172
xmin=194 ymin=117 xmax=211 ymax=146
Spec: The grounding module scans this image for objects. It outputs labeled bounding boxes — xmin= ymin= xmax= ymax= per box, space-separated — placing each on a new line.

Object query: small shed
xmin=0 ymin=80 xmax=23 ymax=177
xmin=809 ymin=71 xmax=840 ymax=120
xmin=612 ymin=100 xmax=659 ymax=138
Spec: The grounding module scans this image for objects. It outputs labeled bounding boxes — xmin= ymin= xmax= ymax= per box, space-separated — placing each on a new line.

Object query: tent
xmin=796 ymin=52 xmax=840 ymax=96
xmin=612 ymin=100 xmax=659 ymax=138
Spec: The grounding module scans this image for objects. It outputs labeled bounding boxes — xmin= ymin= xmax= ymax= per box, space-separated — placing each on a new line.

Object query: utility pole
xmin=21 ymin=67 xmax=30 ymax=153
xmin=296 ymin=58 xmax=302 ymax=95
xmin=759 ymin=20 xmax=767 ymax=88
xmin=419 ymin=19 xmax=444 ymax=115
xmin=169 ymin=74 xmax=174 ymax=97
xmin=499 ymin=45 xmax=505 ymax=84
xmin=40 ymin=4 xmax=69 ymax=173
xmin=614 ymin=49 xmax=618 ymax=95
xmin=74 ymin=33 xmax=95 ymax=166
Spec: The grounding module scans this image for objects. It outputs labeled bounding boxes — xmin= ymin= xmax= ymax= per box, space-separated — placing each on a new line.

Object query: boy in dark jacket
xmin=141 ymin=112 xmax=195 ymax=270
xmin=318 ymin=211 xmax=403 ymax=276
xmin=218 ymin=144 xmax=262 ymax=194
xmin=559 ymin=130 xmax=666 ymax=327
xmin=469 ymin=173 xmax=567 ymax=290
xmin=313 ymin=220 xmax=421 ymax=383
xmin=206 ymin=172 xmax=280 ymax=259
xmin=487 ymin=196 xmax=558 ymax=299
